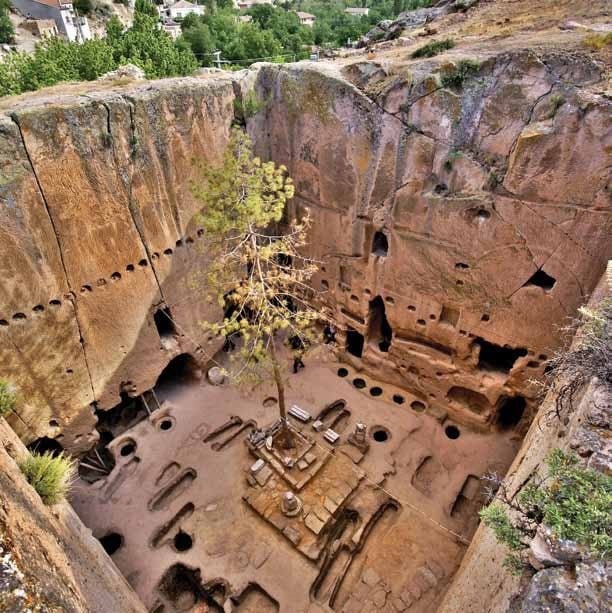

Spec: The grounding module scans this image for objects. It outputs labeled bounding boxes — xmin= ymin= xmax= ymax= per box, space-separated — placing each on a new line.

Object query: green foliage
xmin=440 ymin=59 xmax=480 ymax=88
xmin=0 ymin=0 xmax=13 ymax=44
xmin=194 ymin=128 xmax=293 ymax=236
xmin=234 ymin=89 xmax=267 ymax=123
xmin=180 ymin=0 xmax=432 ymax=63
xmin=480 ymin=503 xmax=524 ymax=551
xmin=480 ymin=449 xmax=612 ymax=574
xmin=0 ymin=378 xmax=17 ymax=418
xmin=0 ymin=1 xmax=197 ymax=97
xmin=519 ymin=449 xmax=611 ymax=557
xmin=0 ymin=11 xmax=14 ymax=45
xmin=19 ymin=451 xmax=75 ymax=505
xmin=411 ymin=38 xmax=455 ymax=58
xmin=545 ymin=94 xmax=565 ymax=119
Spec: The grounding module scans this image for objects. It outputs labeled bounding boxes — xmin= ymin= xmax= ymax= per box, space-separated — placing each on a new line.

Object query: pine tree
xmin=193 ymin=128 xmax=322 ymax=448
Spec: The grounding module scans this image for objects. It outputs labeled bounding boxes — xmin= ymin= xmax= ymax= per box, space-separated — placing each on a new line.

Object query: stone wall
xmin=0 ymin=417 xmax=145 ymax=612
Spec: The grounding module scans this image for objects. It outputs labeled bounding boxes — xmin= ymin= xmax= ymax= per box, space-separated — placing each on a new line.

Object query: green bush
xmin=19 ymin=451 xmax=75 ymax=505
xmin=480 ymin=449 xmax=612 ymax=573
xmin=411 ymin=38 xmax=455 ymax=58
xmin=440 ymin=59 xmax=480 ymax=88
xmin=0 ymin=378 xmax=17 ymax=418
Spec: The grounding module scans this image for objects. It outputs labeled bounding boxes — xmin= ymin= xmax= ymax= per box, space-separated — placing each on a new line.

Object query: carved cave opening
xmin=475 ymin=337 xmax=527 ymax=373
xmin=368 ymin=296 xmax=393 ymax=352
xmin=156 ymin=354 xmax=201 ymax=389
xmin=154 ymin=306 xmax=177 ymax=338
xmin=523 ymin=269 xmax=556 ymax=291
xmin=27 ymin=436 xmax=64 ymax=456
xmin=346 ymin=327 xmax=364 ymax=357
xmin=496 ymin=395 xmax=527 ymax=429
xmin=371 ymin=231 xmax=388 ymax=257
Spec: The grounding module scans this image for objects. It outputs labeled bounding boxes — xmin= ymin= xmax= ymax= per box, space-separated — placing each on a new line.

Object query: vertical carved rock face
xmin=0 ymin=48 xmax=609 ymax=446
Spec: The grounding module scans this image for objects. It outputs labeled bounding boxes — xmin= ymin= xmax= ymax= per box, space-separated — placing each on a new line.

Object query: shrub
xmin=18 ymin=451 xmax=75 ymax=505
xmin=543 ymin=298 xmax=611 ymax=418
xmin=544 ymin=94 xmax=565 ymax=119
xmin=440 ymin=59 xmax=480 ymax=88
xmin=0 ymin=378 xmax=17 ymax=418
xmin=411 ymin=38 xmax=455 ymax=58
xmin=480 ymin=449 xmax=612 ymax=573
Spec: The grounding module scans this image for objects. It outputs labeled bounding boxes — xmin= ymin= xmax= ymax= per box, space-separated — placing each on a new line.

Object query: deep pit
xmin=0 ymin=3 xmax=610 ymax=611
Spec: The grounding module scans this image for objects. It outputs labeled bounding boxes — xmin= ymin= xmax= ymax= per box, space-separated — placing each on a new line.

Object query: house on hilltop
xmin=295 ymin=11 xmax=315 ymax=27
xmin=10 ymin=0 xmax=91 ymax=42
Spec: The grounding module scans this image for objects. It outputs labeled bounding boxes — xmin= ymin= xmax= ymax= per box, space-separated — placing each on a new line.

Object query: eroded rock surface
xmin=0 ymin=41 xmax=610 ymax=454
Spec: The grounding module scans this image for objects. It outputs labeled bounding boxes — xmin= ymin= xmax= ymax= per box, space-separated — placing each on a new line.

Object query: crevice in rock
xmin=9 ymin=113 xmax=96 ymax=402
xmin=103 ymin=97 xmax=169 ymax=303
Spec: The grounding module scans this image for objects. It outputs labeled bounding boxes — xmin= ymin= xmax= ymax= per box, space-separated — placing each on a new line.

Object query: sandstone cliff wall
xmin=0 ymin=417 xmax=145 ymax=612
xmin=439 ymin=266 xmax=610 ymax=612
xmin=1 ymin=77 xmax=236 ymax=448
xmin=247 ymin=51 xmax=611 ymax=432
xmin=0 ymin=49 xmax=610 ymax=451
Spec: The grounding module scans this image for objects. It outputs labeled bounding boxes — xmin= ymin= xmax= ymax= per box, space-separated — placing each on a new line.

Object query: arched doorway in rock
xmin=346 ymin=327 xmax=364 ymax=358
xmin=155 ymin=354 xmax=201 ymax=392
xmin=371 ymin=231 xmax=388 ymax=257
xmin=367 ymin=296 xmax=392 ymax=352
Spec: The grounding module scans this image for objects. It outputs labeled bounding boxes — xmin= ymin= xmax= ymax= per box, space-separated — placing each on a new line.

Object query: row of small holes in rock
xmin=0 ymin=231 xmax=205 ymax=327
xmin=337 ymin=367 xmax=426 ymax=411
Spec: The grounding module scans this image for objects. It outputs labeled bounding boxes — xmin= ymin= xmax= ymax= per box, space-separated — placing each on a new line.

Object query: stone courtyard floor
xmin=70 ymin=345 xmax=519 ymax=612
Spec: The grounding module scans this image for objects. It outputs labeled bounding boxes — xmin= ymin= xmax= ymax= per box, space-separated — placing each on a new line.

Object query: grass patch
xmin=0 ymin=378 xmax=17 ymax=418
xmin=543 ymin=94 xmax=565 ymax=119
xmin=440 ymin=59 xmax=480 ymax=88
xmin=583 ymin=32 xmax=612 ymax=50
xmin=411 ymin=38 xmax=455 ymax=59
xmin=19 ymin=451 xmax=75 ymax=505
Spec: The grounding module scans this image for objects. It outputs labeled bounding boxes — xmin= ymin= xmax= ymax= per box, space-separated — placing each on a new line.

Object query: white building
xmin=345 ymin=7 xmax=369 ymax=17
xmin=11 ymin=0 xmax=91 ymax=42
xmin=234 ymin=0 xmax=273 ymax=9
xmin=295 ymin=11 xmax=315 ymax=27
xmin=167 ymin=0 xmax=204 ymax=20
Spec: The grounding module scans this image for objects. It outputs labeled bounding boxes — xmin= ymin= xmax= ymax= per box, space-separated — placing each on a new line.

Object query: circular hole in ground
xmin=445 ymin=425 xmax=460 ymax=440
xmin=371 ymin=426 xmax=390 ymax=443
xmin=99 ymin=532 xmax=123 ymax=556
xmin=370 ymin=386 xmax=383 ymax=397
xmin=410 ymin=400 xmax=426 ymax=413
xmin=120 ymin=441 xmax=136 ymax=457
xmin=158 ymin=418 xmax=174 ymax=432
xmin=337 ymin=367 xmax=349 ymax=378
xmin=174 ymin=530 xmax=193 ymax=552
xmin=263 ymin=396 xmax=277 ymax=408
xmin=49 ymin=419 xmax=59 ymax=428
xmin=392 ymin=394 xmax=405 ymax=405
xmin=352 ymin=378 xmax=366 ymax=389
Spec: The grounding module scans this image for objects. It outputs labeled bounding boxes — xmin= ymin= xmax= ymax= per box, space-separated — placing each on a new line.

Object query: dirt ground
xmin=70 ymin=344 xmax=519 ymax=612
